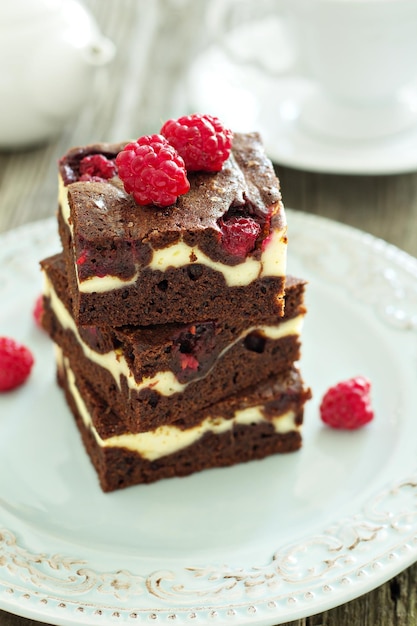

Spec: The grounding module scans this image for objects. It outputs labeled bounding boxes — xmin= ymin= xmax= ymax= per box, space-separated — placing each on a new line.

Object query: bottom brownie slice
xmin=55 ymin=346 xmax=311 ymax=492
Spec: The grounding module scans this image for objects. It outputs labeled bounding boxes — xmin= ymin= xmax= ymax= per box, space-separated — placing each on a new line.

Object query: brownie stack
xmin=40 ymin=131 xmax=311 ymax=492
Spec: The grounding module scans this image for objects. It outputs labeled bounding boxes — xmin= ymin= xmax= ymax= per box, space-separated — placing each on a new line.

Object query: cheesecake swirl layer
xmin=58 ymin=349 xmax=305 ymax=462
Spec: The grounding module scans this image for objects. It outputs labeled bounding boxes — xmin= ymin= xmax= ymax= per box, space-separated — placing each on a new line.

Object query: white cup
xmin=205 ymin=0 xmax=417 ymax=141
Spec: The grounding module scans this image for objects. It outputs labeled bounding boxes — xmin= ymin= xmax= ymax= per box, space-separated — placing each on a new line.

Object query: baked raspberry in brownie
xmin=58 ymin=132 xmax=287 ymax=327
xmin=41 ymin=253 xmax=306 ymax=434
xmin=56 ymin=347 xmax=311 ymax=491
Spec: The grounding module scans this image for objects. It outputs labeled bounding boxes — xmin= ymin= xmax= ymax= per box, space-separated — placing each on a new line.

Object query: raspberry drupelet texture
xmin=79 ymin=154 xmax=117 ymax=182
xmin=320 ymin=376 xmax=374 ymax=429
xmin=116 ymin=135 xmax=190 ymax=207
xmin=0 ymin=336 xmax=34 ymax=392
xmin=161 ymin=113 xmax=233 ymax=172
xmin=219 ymin=216 xmax=261 ymax=258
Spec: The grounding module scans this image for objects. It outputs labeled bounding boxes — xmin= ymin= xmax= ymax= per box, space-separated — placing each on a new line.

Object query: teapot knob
xmin=83 ymin=35 xmax=115 ymax=67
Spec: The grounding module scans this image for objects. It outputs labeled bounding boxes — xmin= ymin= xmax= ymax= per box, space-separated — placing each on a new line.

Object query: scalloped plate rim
xmin=0 ymin=211 xmax=417 ymax=626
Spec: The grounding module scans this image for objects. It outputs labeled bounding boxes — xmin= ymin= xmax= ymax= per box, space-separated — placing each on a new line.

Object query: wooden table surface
xmin=1 ymin=1 xmax=417 ymax=624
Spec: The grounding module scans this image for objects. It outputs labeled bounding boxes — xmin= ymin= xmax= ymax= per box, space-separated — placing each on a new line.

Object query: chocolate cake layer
xmin=57 ymin=132 xmax=287 ymax=326
xmin=41 ymin=253 xmax=306 ymax=434
xmin=56 ymin=348 xmax=311 ymax=492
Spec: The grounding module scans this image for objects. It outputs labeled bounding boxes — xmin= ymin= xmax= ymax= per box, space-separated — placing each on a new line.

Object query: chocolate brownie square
xmin=58 ymin=133 xmax=287 ymax=326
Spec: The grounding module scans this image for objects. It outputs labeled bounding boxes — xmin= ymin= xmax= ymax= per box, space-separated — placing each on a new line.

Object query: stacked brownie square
xmin=40 ymin=131 xmax=311 ymax=492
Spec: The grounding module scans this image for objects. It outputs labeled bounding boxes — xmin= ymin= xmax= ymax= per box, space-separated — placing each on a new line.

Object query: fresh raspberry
xmin=33 ymin=294 xmax=44 ymax=328
xmin=116 ymin=135 xmax=190 ymax=207
xmin=79 ymin=154 xmax=117 ymax=181
xmin=219 ymin=216 xmax=261 ymax=257
xmin=320 ymin=376 xmax=374 ymax=429
xmin=161 ymin=113 xmax=232 ymax=172
xmin=0 ymin=337 xmax=34 ymax=392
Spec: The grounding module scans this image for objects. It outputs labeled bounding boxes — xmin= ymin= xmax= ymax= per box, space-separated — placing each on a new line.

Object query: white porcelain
xmin=203 ymin=0 xmax=417 ymax=142
xmin=0 ymin=0 xmax=115 ymax=149
xmin=187 ymin=52 xmax=417 ymax=174
xmin=291 ymin=0 xmax=417 ymax=139
xmin=1 ymin=212 xmax=417 ymax=625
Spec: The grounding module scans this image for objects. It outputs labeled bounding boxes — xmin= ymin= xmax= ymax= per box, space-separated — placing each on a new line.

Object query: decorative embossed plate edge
xmin=0 ymin=211 xmax=417 ymax=626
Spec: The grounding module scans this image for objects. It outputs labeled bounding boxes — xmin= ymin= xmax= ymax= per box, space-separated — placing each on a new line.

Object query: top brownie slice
xmin=58 ymin=132 xmax=287 ymax=327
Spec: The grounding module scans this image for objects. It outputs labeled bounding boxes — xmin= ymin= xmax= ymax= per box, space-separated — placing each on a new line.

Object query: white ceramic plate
xmin=1 ymin=211 xmax=417 ymax=626
xmin=187 ymin=47 xmax=417 ymax=175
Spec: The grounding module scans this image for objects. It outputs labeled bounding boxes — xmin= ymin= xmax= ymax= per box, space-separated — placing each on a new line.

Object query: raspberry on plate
xmin=160 ymin=113 xmax=232 ymax=172
xmin=33 ymin=294 xmax=44 ymax=328
xmin=320 ymin=376 xmax=374 ymax=429
xmin=0 ymin=336 xmax=34 ymax=392
xmin=116 ymin=134 xmax=190 ymax=207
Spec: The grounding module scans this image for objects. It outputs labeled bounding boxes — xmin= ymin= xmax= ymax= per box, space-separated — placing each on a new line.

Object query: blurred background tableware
xmin=0 ymin=0 xmax=115 ymax=149
xmin=187 ymin=0 xmax=417 ymax=172
xmin=289 ymin=0 xmax=417 ymax=141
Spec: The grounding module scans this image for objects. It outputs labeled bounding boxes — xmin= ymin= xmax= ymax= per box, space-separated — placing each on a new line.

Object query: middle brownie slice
xmin=41 ymin=253 xmax=306 ymax=434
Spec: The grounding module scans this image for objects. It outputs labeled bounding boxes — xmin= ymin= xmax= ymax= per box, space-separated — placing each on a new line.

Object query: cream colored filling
xmin=57 ymin=349 xmax=299 ymax=461
xmin=59 ymin=176 xmax=287 ymax=292
xmin=147 ymin=228 xmax=287 ymax=288
xmin=44 ymin=273 xmax=303 ymax=397
xmin=59 ymin=176 xmax=71 ymax=224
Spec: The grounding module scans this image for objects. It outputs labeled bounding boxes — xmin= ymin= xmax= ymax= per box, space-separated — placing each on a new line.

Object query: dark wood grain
xmin=0 ymin=1 xmax=416 ymax=625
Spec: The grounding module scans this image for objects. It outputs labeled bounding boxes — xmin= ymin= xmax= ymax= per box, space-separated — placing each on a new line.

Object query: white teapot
xmin=0 ymin=0 xmax=115 ymax=149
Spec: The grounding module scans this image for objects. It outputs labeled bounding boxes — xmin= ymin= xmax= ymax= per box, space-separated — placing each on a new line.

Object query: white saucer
xmin=187 ymin=46 xmax=417 ymax=175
